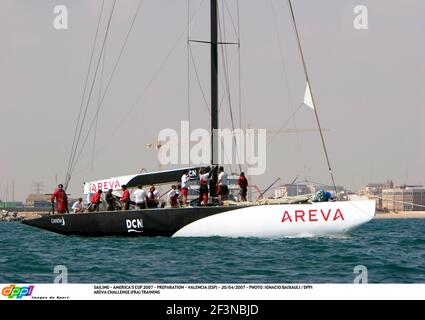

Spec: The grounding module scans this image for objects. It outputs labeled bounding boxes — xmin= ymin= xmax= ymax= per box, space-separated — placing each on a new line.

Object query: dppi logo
xmin=126 ymin=219 xmax=143 ymax=233
xmin=2 ymin=285 xmax=34 ymax=299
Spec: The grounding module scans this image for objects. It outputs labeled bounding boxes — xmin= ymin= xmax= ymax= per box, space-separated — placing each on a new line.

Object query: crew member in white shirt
xmin=217 ymin=166 xmax=229 ymax=202
xmin=133 ymin=185 xmax=147 ymax=209
xmin=168 ymin=185 xmax=179 ymax=208
xmin=198 ymin=167 xmax=210 ymax=205
xmin=72 ymin=198 xmax=84 ymax=213
xmin=181 ymin=170 xmax=190 ymax=206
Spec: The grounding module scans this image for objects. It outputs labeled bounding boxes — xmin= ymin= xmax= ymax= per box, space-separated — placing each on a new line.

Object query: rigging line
xmin=189 ymin=45 xmax=211 ymax=113
xmin=65 ymin=0 xmax=105 ymax=185
xmin=217 ymin=63 xmax=239 ymax=114
xmin=214 ymin=6 xmax=234 ymax=113
xmin=217 ymin=49 xmax=238 ymax=113
xmin=268 ymin=0 xmax=304 ymax=166
xmin=216 ymin=5 xmax=235 ymax=115
xmin=267 ymin=103 xmax=304 ymax=146
xmin=219 ymin=4 xmax=238 ymax=160
xmin=218 ymin=4 xmax=242 ymax=171
xmin=187 ymin=0 xmax=191 ymax=164
xmin=223 ymin=0 xmax=239 ymax=39
xmin=65 ymin=0 xmax=117 ymax=189
xmin=218 ymin=83 xmax=229 ymax=113
xmin=237 ymin=0 xmax=242 ymax=133
xmin=220 ymin=135 xmax=236 ymax=175
xmin=189 ymin=40 xmax=238 ymax=45
xmin=75 ymin=0 xmax=207 ymax=169
xmin=70 ymin=0 xmax=145 ymax=177
xmin=287 ymin=0 xmax=337 ymax=194
xmin=91 ymin=115 xmax=99 ymax=179
xmin=92 ymin=35 xmax=107 ymax=180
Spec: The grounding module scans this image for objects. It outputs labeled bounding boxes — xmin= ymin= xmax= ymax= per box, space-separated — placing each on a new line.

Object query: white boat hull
xmin=173 ymin=200 xmax=376 ymax=238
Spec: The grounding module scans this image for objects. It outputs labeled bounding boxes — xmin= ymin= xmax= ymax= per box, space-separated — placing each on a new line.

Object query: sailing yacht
xmin=22 ymin=0 xmax=375 ymax=237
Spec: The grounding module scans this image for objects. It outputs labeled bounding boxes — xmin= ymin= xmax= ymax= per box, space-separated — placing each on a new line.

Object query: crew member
xmin=217 ymin=166 xmax=229 ymax=203
xmin=86 ymin=191 xmax=92 ymax=209
xmin=146 ymin=185 xmax=160 ymax=208
xmin=71 ymin=198 xmax=84 ymax=213
xmin=181 ymin=170 xmax=190 ymax=206
xmin=51 ymin=184 xmax=68 ymax=214
xmin=238 ymin=172 xmax=248 ymax=202
xmin=168 ymin=185 xmax=179 ymax=208
xmin=91 ymin=190 xmax=103 ymax=212
xmin=133 ymin=185 xmax=147 ymax=209
xmin=120 ymin=185 xmax=130 ymax=210
xmin=176 ymin=184 xmax=182 ymax=206
xmin=105 ymin=189 xmax=116 ymax=211
xmin=198 ymin=167 xmax=210 ymax=205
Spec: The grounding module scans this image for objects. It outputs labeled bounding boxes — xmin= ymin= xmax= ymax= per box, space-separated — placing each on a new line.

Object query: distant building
xmin=358 ymin=181 xmax=394 ymax=195
xmin=0 ymin=201 xmax=23 ymax=208
xmin=358 ymin=180 xmax=394 ymax=210
xmin=26 ymin=194 xmax=51 ymax=207
xmin=382 ymin=187 xmax=425 ymax=211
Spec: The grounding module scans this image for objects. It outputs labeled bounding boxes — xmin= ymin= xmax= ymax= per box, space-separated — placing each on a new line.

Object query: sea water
xmin=0 ymin=219 xmax=424 ymax=283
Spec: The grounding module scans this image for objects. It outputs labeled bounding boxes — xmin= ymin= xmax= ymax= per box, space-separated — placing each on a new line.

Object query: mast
xmin=287 ymin=0 xmax=338 ymax=195
xmin=210 ymin=0 xmax=218 ymax=197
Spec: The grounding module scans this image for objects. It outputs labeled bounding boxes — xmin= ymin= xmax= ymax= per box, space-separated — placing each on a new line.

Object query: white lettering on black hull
xmin=125 ymin=219 xmax=144 ymax=233
xmin=50 ymin=218 xmax=65 ymax=226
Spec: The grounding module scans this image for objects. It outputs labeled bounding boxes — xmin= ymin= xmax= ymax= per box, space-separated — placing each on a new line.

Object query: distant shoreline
xmin=375 ymin=211 xmax=425 ymax=219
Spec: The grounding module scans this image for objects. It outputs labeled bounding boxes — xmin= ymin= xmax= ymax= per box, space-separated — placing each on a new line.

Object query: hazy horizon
xmin=1 ymin=0 xmax=424 ymax=201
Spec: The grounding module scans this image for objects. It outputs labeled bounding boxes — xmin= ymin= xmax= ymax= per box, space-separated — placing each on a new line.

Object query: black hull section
xmin=21 ymin=206 xmax=240 ymax=237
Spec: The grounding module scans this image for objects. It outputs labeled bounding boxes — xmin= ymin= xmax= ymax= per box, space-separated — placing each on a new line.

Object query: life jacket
xmin=121 ymin=189 xmax=130 ymax=202
xmin=92 ymin=193 xmax=101 ymax=204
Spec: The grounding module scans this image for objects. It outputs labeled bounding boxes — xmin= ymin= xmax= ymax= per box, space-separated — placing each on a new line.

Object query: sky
xmin=0 ymin=0 xmax=424 ymax=201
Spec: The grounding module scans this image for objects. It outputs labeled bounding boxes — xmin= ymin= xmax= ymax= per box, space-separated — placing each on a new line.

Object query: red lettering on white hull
xmin=334 ymin=209 xmax=344 ymax=221
xmin=309 ymin=209 xmax=318 ymax=222
xmin=295 ymin=210 xmax=305 ymax=222
xmin=281 ymin=208 xmax=345 ymax=223
xmin=91 ymin=184 xmax=97 ymax=193
xmin=320 ymin=209 xmax=331 ymax=221
xmin=89 ymin=179 xmax=121 ymax=193
xmin=281 ymin=211 xmax=292 ymax=223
